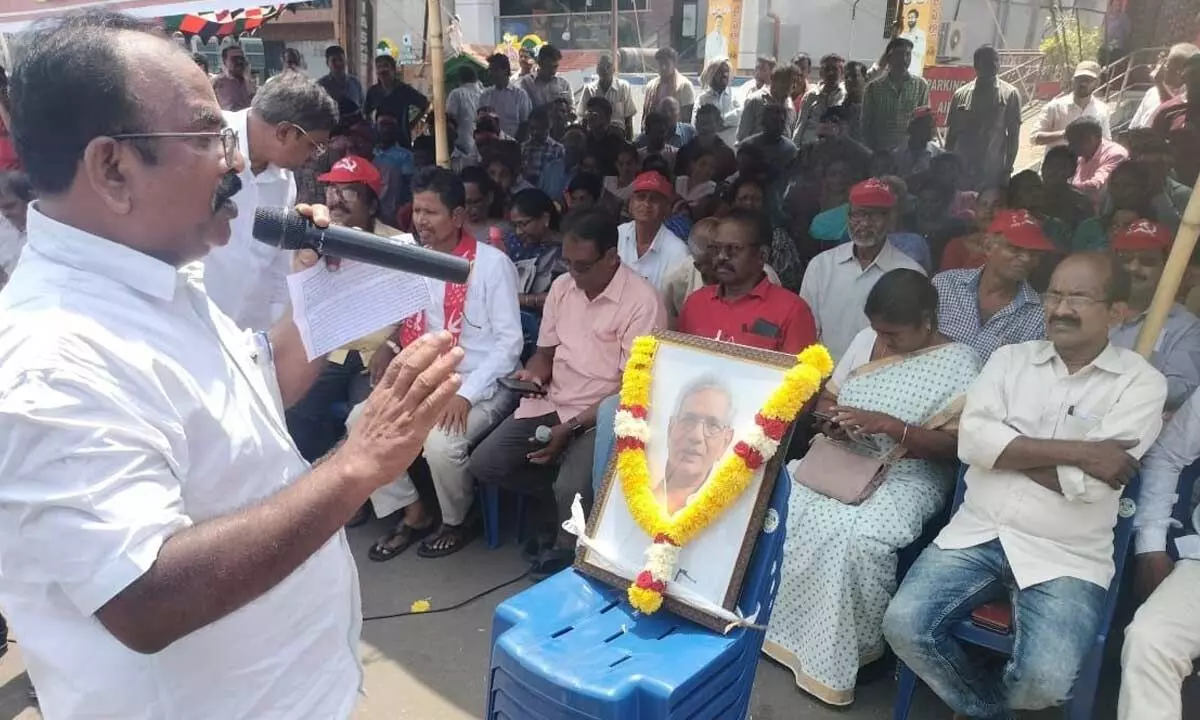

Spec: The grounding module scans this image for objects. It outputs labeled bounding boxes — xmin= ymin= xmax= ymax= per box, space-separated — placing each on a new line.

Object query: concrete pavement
xmin=0 ymin=521 xmax=1124 ymax=719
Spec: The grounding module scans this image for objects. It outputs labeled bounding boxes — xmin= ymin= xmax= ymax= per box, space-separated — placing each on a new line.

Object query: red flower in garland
xmin=616 ymin=436 xmax=645 ymax=452
xmin=653 ymin=532 xmax=678 ymax=546
xmin=733 ymin=441 xmax=764 ymax=470
xmin=754 ymin=413 xmax=789 ymax=442
xmin=623 ymin=404 xmax=647 ymax=419
xmin=634 ymin=571 xmax=665 ymax=593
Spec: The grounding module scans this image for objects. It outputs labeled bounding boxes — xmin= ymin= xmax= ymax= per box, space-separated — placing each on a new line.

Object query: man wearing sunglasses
xmin=212 ymin=43 xmax=255 ymax=111
xmin=0 ymin=11 xmax=463 ymax=719
xmin=201 ymin=70 xmax=337 ymax=332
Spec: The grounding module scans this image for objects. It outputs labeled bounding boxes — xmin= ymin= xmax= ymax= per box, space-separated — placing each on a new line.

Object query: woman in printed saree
xmin=764 ymin=269 xmax=980 ymax=706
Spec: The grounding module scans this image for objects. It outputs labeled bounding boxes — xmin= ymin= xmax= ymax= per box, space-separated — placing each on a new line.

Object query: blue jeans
xmin=591 ymin=394 xmax=619 ymax=497
xmin=882 ymin=539 xmax=1105 ymax=719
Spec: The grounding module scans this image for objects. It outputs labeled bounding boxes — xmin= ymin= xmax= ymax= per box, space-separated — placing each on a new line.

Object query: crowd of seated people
xmin=183 ymin=36 xmax=1200 ymax=719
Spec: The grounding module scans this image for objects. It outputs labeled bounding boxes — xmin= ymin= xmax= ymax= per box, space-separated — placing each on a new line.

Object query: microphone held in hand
xmin=533 ymin=425 xmax=554 ymax=445
xmin=252 ymin=206 xmax=472 ymax=284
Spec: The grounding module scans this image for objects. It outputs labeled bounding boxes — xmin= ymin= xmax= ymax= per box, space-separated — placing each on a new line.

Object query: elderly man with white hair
xmin=696 ymin=56 xmax=742 ymax=146
xmin=1130 ymin=43 xmax=1200 ymax=129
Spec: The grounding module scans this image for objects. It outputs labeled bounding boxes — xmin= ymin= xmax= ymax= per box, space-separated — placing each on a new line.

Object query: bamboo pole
xmin=1135 ymin=178 xmax=1200 ymax=358
xmin=427 ymin=0 xmax=450 ymax=168
xmin=611 ymin=0 xmax=619 ymax=72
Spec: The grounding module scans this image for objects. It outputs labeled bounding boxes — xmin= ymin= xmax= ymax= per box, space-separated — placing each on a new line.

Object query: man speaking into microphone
xmin=0 ymin=11 xmax=462 ymax=720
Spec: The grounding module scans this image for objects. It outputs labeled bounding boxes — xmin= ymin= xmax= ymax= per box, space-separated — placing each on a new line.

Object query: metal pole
xmin=427 ymin=0 xmax=449 ymax=168
xmin=1135 ymin=180 xmax=1200 ymax=357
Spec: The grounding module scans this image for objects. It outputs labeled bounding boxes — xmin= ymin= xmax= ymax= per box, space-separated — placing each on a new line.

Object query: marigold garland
xmin=616 ymin=338 xmax=832 ymax=614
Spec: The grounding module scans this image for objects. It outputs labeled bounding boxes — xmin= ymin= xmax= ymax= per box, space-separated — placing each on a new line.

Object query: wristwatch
xmin=567 ymin=417 xmax=584 ymax=437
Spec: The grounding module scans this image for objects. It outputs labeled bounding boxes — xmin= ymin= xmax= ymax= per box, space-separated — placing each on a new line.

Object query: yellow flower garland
xmin=615 ymin=338 xmax=832 ymax=613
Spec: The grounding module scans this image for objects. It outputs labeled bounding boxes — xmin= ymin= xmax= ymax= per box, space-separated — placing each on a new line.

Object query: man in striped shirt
xmin=861 ymin=37 xmax=930 ymax=152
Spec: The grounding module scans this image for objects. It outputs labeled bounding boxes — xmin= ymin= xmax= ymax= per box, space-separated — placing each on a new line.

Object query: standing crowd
xmin=0 ymin=9 xmax=1200 ymax=719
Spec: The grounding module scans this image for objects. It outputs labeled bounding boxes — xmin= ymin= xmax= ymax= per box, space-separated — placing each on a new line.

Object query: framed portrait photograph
xmin=576 ymin=331 xmax=802 ymax=631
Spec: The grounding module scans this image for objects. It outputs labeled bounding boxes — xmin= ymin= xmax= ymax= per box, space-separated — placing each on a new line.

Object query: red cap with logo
xmin=318 ymin=155 xmax=383 ymax=196
xmin=630 ymin=171 xmax=675 ymax=200
xmin=911 ymin=106 xmax=935 ymax=120
xmin=1111 ymin=219 xmax=1172 ymax=252
xmin=987 ymin=209 xmax=1055 ymax=251
xmin=848 ymin=178 xmax=897 ymax=209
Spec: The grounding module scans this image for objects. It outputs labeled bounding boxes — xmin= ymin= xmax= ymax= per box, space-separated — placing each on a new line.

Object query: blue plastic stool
xmin=479 ymin=485 xmax=526 ymax=550
xmin=892 ymin=470 xmax=1142 ymax=720
xmin=485 ymin=465 xmax=791 ymax=719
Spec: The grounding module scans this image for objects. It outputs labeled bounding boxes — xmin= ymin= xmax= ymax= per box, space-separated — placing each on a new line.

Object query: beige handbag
xmin=792 ymin=434 xmax=907 ymax=505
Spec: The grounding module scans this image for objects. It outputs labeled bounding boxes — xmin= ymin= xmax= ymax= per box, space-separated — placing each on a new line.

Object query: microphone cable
xmin=361 ymin=570 xmax=532 ymax=623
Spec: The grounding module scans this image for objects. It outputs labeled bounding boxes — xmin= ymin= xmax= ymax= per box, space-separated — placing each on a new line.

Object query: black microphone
xmin=252 ymin=206 xmax=472 ymax=284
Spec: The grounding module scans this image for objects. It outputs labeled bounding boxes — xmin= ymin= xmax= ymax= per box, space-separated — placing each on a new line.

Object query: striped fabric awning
xmin=165 ymin=5 xmax=287 ymax=41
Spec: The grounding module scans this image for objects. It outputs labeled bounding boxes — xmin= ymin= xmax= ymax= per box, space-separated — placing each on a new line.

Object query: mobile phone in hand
xmin=498 ymin=376 xmax=547 ymax=396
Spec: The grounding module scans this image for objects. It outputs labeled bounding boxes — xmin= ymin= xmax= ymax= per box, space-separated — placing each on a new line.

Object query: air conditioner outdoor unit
xmin=938 ymin=20 xmax=967 ymax=60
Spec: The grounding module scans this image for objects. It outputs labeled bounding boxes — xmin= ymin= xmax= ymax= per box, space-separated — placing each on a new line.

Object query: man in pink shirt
xmin=1067 ymin=116 xmax=1129 ymax=205
xmin=469 ymin=209 xmax=667 ymax=578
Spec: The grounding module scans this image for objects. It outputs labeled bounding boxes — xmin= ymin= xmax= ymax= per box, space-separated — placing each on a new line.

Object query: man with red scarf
xmin=357 ymin=167 xmax=523 ymax=560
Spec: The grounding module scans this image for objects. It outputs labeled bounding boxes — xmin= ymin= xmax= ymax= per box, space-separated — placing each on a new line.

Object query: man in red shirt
xmin=677 ymin=209 xmax=818 ymax=353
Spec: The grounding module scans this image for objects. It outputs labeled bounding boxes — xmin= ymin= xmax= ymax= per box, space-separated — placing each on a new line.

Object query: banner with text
xmin=704 ymin=0 xmax=744 ymax=67
xmin=925 ymin=64 xmax=975 ymax=127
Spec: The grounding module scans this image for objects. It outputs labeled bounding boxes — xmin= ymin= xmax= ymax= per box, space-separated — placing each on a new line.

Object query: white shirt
xmin=901 ymin=29 xmax=927 ymax=77
xmin=798 ymin=241 xmax=926 ymax=361
xmin=943 ymin=341 xmax=1167 ymax=589
xmin=446 ymin=81 xmax=483 ymax=153
xmin=1137 ymin=388 xmax=1200 ymax=559
xmin=0 ymin=207 xmax=362 ymax=719
xmin=199 ymin=109 xmax=297 ymax=331
xmin=617 ymin=221 xmax=690 ymax=293
xmin=1130 ymin=86 xmax=1166 ymax=129
xmin=0 ymin=215 xmax=25 ymax=276
xmin=418 ymin=239 xmax=523 ymax=404
xmin=1034 ymin=93 xmax=1112 ymax=150
xmin=696 ymin=87 xmax=742 ymax=146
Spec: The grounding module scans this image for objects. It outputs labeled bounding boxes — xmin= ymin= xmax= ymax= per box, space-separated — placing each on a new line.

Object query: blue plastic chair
xmin=892 ymin=468 xmax=1142 ymax=720
xmin=485 ymin=464 xmax=792 ymax=719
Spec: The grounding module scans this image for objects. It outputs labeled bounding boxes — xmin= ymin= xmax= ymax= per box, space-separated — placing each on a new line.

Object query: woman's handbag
xmin=791 ymin=433 xmax=906 ymax=505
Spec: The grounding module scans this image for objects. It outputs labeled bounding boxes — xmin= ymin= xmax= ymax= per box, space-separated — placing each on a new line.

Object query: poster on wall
xmin=704 ymin=0 xmax=743 ymax=65
xmin=897 ymin=0 xmax=942 ymax=77
xmin=924 ymin=64 xmax=975 ymax=127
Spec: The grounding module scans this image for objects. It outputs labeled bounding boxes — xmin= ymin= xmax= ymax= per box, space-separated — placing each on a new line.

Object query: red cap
xmin=848 ymin=178 xmax=896 ymax=209
xmin=630 ymin=171 xmax=675 ymax=200
xmin=987 ymin=209 xmax=1055 ymax=251
xmin=317 ymin=155 xmax=383 ymax=196
xmin=911 ymin=106 xmax=935 ymax=120
xmin=1111 ymin=219 xmax=1172 ymax=252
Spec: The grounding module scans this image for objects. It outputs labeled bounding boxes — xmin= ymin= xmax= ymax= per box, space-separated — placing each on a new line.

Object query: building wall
xmin=734 ymin=0 xmax=1106 ymax=68
xmin=377 ymin=0 xmax=431 ymax=59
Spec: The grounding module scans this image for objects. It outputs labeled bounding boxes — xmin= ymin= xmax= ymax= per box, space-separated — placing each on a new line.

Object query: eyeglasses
xmin=287 ymin=123 xmax=327 ymax=157
xmin=709 ymin=241 xmax=752 ymax=259
xmin=674 ymin=412 xmax=730 ymax=439
xmin=111 ymin=127 xmax=239 ymax=167
xmin=567 ymin=256 xmax=603 ymax=275
xmin=326 ymin=185 xmax=363 ymax=204
xmin=1041 ymin=292 xmax=1107 ymax=310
